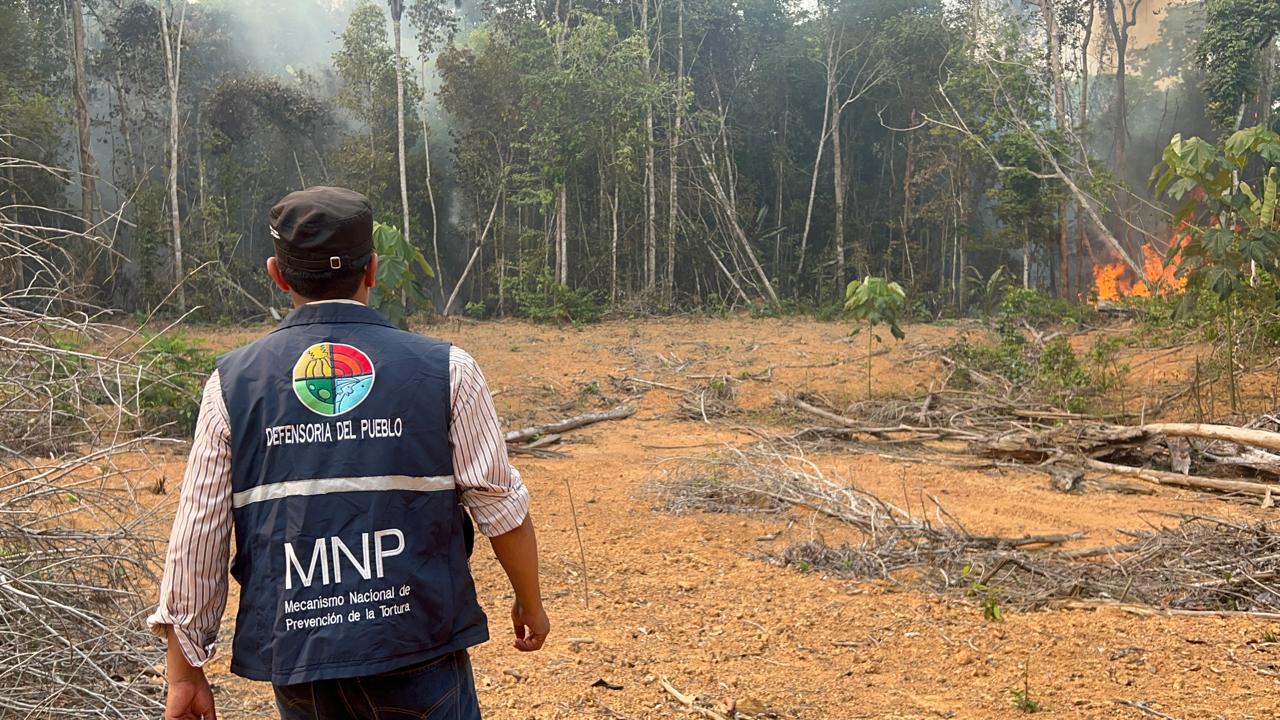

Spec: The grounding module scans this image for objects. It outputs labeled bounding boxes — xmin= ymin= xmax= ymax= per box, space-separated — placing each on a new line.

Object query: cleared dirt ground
xmin=145 ymin=317 xmax=1280 ymax=719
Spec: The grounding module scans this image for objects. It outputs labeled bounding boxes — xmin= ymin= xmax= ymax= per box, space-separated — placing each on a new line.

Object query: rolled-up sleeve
xmin=146 ymin=370 xmax=233 ymax=667
xmin=449 ymin=347 xmax=530 ymax=537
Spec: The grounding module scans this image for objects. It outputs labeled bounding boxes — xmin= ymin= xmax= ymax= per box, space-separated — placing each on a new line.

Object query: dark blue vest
xmin=218 ymin=302 xmax=488 ymax=686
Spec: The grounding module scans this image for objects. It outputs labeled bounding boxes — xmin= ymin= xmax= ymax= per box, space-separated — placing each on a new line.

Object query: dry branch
xmin=504 ymin=404 xmax=636 ymax=444
xmin=1141 ymin=423 xmax=1280 ymax=453
xmin=779 ymin=394 xmax=985 ymax=441
xmin=654 ymin=441 xmax=1280 ymax=614
xmin=971 ymin=420 xmax=1280 ymax=499
xmin=1081 ymin=458 xmax=1280 ymax=499
xmin=659 ymin=677 xmax=730 ymax=720
xmin=0 ymin=155 xmax=198 ymax=717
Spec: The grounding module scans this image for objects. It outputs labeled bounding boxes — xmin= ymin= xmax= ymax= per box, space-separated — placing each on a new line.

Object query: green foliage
xmin=1153 ymin=125 xmax=1280 ymax=410
xmin=947 ymin=320 xmax=1115 ymax=413
xmin=206 ymin=75 xmax=333 ymax=149
xmin=1124 ymin=291 xmax=1217 ymax=346
xmin=1085 ymin=337 xmax=1129 ymax=393
xmin=1011 ymin=688 xmax=1041 ymax=714
xmin=962 ymin=565 xmax=1004 ymax=622
xmin=332 ymin=0 xmax=423 ymax=206
xmin=503 ymin=262 xmax=604 ymax=325
xmin=997 ymin=288 xmax=1095 ymax=328
xmin=136 ymin=335 xmax=216 ymax=435
xmin=988 ymin=130 xmax=1068 ymax=256
xmin=1152 ymin=126 xmax=1280 ymax=308
xmin=1011 ymin=661 xmax=1041 ymax=714
xmin=368 ymin=222 xmax=435 ymax=329
xmin=1196 ymin=0 xmax=1280 ymax=131
xmin=845 ymin=276 xmax=907 ymax=396
xmin=845 ymin=277 xmax=907 ymax=340
xmin=966 ymin=266 xmax=1014 ymax=317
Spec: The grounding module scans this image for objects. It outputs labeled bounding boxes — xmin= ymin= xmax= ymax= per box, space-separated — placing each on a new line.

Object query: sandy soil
xmin=140 ymin=317 xmax=1280 ymax=719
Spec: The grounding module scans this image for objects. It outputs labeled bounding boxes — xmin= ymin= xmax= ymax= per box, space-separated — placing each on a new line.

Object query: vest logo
xmin=284 ymin=528 xmax=404 ymax=590
xmin=292 ymin=342 xmax=375 ymax=417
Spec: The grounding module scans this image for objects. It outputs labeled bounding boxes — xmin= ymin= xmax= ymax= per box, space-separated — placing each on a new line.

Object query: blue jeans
xmin=273 ymin=650 xmax=481 ymax=720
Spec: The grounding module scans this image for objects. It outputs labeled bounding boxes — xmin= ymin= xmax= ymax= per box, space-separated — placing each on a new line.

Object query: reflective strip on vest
xmin=231 ymin=474 xmax=457 ymax=509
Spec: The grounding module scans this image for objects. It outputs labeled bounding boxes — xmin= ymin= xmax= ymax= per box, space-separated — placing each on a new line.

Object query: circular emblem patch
xmin=292 ymin=342 xmax=375 ymax=417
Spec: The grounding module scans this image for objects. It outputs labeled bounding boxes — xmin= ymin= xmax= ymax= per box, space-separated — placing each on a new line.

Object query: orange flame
xmin=1093 ymin=233 xmax=1188 ymax=302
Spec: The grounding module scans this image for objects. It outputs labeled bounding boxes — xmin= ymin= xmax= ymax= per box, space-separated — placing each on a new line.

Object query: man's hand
xmin=511 ymin=599 xmax=550 ymax=652
xmin=165 ymin=673 xmax=217 ymax=720
xmin=164 ymin=627 xmax=217 ymax=720
xmin=490 ymin=515 xmax=549 ymax=651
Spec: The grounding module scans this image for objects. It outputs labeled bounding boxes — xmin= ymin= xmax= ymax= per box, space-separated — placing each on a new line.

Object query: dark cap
xmin=269 ymin=186 xmax=374 ymax=272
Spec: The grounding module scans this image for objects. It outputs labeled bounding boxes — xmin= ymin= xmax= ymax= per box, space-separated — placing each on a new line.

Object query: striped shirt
xmin=147 ymin=338 xmax=528 ymax=668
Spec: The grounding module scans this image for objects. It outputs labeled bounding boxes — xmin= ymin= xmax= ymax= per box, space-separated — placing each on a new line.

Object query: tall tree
xmin=1035 ymin=0 xmax=1072 ymax=296
xmin=665 ymin=0 xmax=684 ymax=306
xmin=1196 ymin=0 xmax=1280 ymax=132
xmin=640 ymin=0 xmax=658 ymax=297
xmin=1101 ymin=0 xmax=1141 ymax=179
xmin=799 ymin=3 xmax=891 ymax=287
xmin=69 ymin=0 xmax=98 ymax=243
xmin=389 ymin=0 xmax=412 ymax=250
xmin=407 ymin=0 xmax=459 ymax=299
xmin=159 ymin=0 xmax=187 ymax=311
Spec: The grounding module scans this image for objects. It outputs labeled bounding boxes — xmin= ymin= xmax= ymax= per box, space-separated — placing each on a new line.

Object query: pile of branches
xmin=976 ymin=422 xmax=1280 ymax=500
xmin=777 ymin=390 xmax=1124 ymax=450
xmin=0 ymin=446 xmax=165 ymax=717
xmin=0 ymin=151 xmax=173 ymax=715
xmin=780 ymin=394 xmax=1280 ymax=503
xmin=655 ymin=442 xmax=1280 ymax=615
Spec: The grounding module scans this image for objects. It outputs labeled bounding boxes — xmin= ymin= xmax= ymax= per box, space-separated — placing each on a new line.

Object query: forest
xmin=4 ymin=0 xmax=1276 ymax=322
xmin=8 ymin=1 xmax=1280 ymax=718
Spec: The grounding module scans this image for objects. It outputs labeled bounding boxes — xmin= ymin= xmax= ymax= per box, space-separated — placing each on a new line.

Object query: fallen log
xmin=506 ymin=445 xmax=568 ymax=459
xmin=975 ymin=420 xmax=1280 ymax=493
xmin=1140 ymin=422 xmax=1280 ymax=454
xmin=1055 ymin=542 xmax=1144 ymax=560
xmin=504 ymin=404 xmax=636 ymax=444
xmin=779 ymin=394 xmax=984 ymax=441
xmin=1082 ymin=458 xmax=1280 ymax=499
xmin=1059 ymin=599 xmax=1280 ymax=621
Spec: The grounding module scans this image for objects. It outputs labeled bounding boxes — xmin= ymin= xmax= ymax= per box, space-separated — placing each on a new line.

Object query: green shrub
xmin=998 ymin=288 xmax=1094 ymax=328
xmin=369 ymin=222 xmax=435 ymax=329
xmin=946 ymin=321 xmax=1100 ymax=412
xmin=136 ymin=335 xmax=216 ymax=435
xmin=503 ymin=266 xmax=604 ymax=324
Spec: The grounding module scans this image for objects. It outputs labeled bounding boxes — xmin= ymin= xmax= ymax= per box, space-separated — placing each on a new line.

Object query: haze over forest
xmin=1 ymin=0 xmax=1277 ymax=318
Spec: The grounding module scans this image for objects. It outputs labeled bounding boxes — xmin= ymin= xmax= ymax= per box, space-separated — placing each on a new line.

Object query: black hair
xmin=280 ymin=259 xmax=370 ymax=301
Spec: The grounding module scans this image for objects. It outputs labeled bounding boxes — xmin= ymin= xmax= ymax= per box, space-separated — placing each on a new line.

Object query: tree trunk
xmin=831 ymin=105 xmax=846 ymax=289
xmin=1104 ymin=0 xmax=1141 ymax=252
xmin=1258 ymin=40 xmax=1275 ymax=129
xmin=641 ymin=0 xmax=657 ymax=296
xmin=445 ymin=186 xmax=503 ymax=315
xmin=1039 ymin=0 xmax=1071 ymax=297
xmin=901 ymin=122 xmax=916 ymax=284
xmin=160 ymin=0 xmax=187 ymax=312
xmin=611 ymin=178 xmax=620 ymax=304
xmin=70 ymin=0 xmax=98 ymax=245
xmin=557 ymin=184 xmax=568 ymax=285
xmin=390 ymin=3 xmax=411 ymax=249
xmin=798 ymin=32 xmax=837 ymax=283
xmin=665 ymin=0 xmax=684 ymax=307
xmin=695 ymin=141 xmax=779 ymax=304
xmin=1077 ymin=0 xmax=1095 ymax=296
xmin=421 ymin=60 xmax=444 ymax=298
xmin=775 ymin=99 xmax=787 ymax=275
